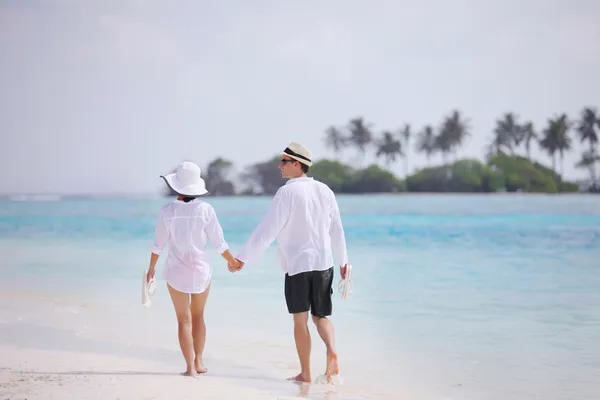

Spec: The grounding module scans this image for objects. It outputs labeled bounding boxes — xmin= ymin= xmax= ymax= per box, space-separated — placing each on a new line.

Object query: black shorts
xmin=284 ymin=267 xmax=334 ymax=318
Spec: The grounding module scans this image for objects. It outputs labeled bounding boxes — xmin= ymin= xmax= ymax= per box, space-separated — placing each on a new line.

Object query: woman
xmin=146 ymin=161 xmax=240 ymax=377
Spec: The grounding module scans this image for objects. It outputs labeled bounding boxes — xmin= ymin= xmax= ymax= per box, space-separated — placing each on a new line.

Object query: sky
xmin=1 ymin=0 xmax=599 ymax=194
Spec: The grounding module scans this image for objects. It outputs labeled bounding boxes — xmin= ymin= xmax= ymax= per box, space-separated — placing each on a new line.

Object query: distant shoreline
xmin=1 ymin=191 xmax=597 ymax=200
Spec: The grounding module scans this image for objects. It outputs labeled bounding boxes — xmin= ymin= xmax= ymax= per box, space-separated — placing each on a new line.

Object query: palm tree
xmin=437 ymin=110 xmax=471 ymax=163
xmin=576 ymin=108 xmax=599 ymax=186
xmin=489 ymin=112 xmax=521 ymax=155
xmin=399 ymin=123 xmax=411 ymax=177
xmin=575 ymin=150 xmax=600 ymax=186
xmin=539 ymin=128 xmax=558 ymax=173
xmin=347 ymin=117 xmax=374 ymax=165
xmin=485 ymin=134 xmax=506 ymax=160
xmin=540 ymin=114 xmax=571 ymax=175
xmin=555 ymin=114 xmax=572 ymax=177
xmin=376 ymin=131 xmax=403 ymax=168
xmin=415 ymin=125 xmax=436 ymax=165
xmin=521 ymin=121 xmax=537 ymax=160
xmin=434 ymin=130 xmax=452 ymax=165
xmin=324 ymin=126 xmax=346 ymax=160
xmin=577 ymin=107 xmax=599 ymax=151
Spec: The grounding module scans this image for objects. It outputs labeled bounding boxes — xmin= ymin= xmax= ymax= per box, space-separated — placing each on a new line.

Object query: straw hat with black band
xmin=282 ymin=142 xmax=313 ymax=167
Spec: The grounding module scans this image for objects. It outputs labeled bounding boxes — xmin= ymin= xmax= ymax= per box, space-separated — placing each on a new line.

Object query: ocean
xmin=1 ymin=194 xmax=599 ymax=399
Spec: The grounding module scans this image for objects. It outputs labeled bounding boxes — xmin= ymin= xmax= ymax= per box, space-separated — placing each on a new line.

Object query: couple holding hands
xmin=146 ymin=142 xmax=350 ymax=382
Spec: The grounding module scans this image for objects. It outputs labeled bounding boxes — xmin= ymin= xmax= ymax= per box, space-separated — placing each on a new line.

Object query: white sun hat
xmin=282 ymin=142 xmax=313 ymax=166
xmin=160 ymin=161 xmax=208 ymax=196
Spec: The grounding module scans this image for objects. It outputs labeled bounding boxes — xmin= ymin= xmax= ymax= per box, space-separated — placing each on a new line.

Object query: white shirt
xmin=237 ymin=176 xmax=348 ymax=276
xmin=151 ymin=199 xmax=229 ymax=294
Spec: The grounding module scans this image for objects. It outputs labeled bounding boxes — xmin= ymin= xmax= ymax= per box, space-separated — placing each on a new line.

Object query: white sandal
xmin=337 ymin=264 xmax=353 ymax=300
xmin=142 ymin=270 xmax=157 ymax=308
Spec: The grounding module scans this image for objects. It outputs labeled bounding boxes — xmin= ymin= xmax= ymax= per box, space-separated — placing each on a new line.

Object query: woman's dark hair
xmin=180 ymin=195 xmax=196 ymax=203
xmin=300 ymin=163 xmax=309 ymax=173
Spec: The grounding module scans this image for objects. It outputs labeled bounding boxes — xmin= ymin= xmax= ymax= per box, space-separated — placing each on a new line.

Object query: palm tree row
xmin=324 ymin=107 xmax=600 ymax=184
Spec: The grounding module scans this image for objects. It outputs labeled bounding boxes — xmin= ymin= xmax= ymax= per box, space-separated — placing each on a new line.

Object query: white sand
xmin=0 ymin=344 xmax=325 ymax=400
xmin=0 ymin=345 xmax=269 ymax=400
xmin=0 ymin=286 xmax=403 ymax=399
xmin=0 ymin=342 xmax=397 ymax=400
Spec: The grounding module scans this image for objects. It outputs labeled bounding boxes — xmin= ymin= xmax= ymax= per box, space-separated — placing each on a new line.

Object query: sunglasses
xmin=280 ymin=159 xmax=296 ymax=164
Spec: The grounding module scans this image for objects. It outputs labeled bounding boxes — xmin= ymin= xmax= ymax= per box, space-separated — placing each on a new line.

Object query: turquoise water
xmin=1 ymin=194 xmax=599 ymax=399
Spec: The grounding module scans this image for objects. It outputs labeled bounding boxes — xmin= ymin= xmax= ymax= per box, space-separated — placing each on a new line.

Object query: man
xmin=229 ymin=142 xmax=349 ymax=383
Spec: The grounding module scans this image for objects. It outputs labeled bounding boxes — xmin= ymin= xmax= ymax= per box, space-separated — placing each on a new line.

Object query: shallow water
xmin=1 ymin=194 xmax=599 ymax=399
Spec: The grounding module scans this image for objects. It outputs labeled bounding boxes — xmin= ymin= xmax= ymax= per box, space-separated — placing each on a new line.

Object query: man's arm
xmin=236 ymin=188 xmax=290 ymax=266
xmin=330 ymin=194 xmax=349 ymax=275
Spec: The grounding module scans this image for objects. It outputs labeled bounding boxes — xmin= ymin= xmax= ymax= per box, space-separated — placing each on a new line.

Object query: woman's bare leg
xmin=190 ymin=284 xmax=210 ymax=373
xmin=167 ymin=284 xmax=196 ymax=377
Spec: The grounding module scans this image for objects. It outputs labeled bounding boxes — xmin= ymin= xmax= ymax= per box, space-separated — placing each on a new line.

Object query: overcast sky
xmin=1 ymin=0 xmax=599 ymax=194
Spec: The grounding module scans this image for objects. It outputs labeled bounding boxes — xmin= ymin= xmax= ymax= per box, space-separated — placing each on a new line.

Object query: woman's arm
xmin=147 ymin=252 xmax=160 ymax=282
xmin=147 ymin=210 xmax=168 ymax=282
xmin=205 ymin=205 xmax=240 ymax=269
xmin=220 ymin=249 xmax=240 ymax=269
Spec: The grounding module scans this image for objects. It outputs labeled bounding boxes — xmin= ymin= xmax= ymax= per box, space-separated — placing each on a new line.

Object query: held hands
xmin=228 ymin=258 xmax=244 ymax=273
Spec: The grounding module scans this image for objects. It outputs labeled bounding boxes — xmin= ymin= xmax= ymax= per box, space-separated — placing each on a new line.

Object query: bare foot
xmin=325 ymin=352 xmax=339 ymax=378
xmin=181 ymin=369 xmax=197 ymax=378
xmin=287 ymin=373 xmax=311 ymax=383
xmin=196 ymin=366 xmax=208 ymax=374
xmin=195 ymin=359 xmax=208 ymax=374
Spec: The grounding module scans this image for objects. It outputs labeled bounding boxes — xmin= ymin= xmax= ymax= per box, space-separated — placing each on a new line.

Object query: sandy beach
xmin=0 ymin=287 xmax=390 ymax=400
xmin=0 ymin=340 xmax=318 ymax=400
xmin=0 ymin=342 xmax=364 ymax=400
xmin=0 ymin=345 xmax=270 ymax=400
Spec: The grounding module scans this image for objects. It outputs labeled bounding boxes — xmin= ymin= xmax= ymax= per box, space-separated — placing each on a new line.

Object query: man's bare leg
xmin=312 ymin=316 xmax=338 ymax=378
xmin=190 ymin=284 xmax=210 ymax=373
xmin=167 ymin=284 xmax=197 ymax=377
xmin=288 ymin=312 xmax=311 ymax=382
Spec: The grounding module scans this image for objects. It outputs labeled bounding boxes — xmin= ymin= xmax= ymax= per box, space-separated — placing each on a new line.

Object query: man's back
xmin=237 ymin=176 xmax=348 ymax=276
xmin=277 ymin=177 xmax=336 ymax=275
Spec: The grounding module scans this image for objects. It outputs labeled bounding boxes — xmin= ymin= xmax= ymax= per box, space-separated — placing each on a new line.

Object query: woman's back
xmin=152 ymin=199 xmax=229 ymax=294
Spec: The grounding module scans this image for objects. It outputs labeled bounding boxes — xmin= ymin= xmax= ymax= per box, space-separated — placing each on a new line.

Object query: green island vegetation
xmin=167 ymin=107 xmax=600 ymax=196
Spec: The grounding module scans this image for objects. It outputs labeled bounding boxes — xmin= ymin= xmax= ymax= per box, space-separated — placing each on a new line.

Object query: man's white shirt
xmin=237 ymin=177 xmax=348 ymax=276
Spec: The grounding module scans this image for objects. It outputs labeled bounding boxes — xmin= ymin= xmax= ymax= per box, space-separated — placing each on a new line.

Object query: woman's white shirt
xmin=151 ymin=199 xmax=228 ymax=294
